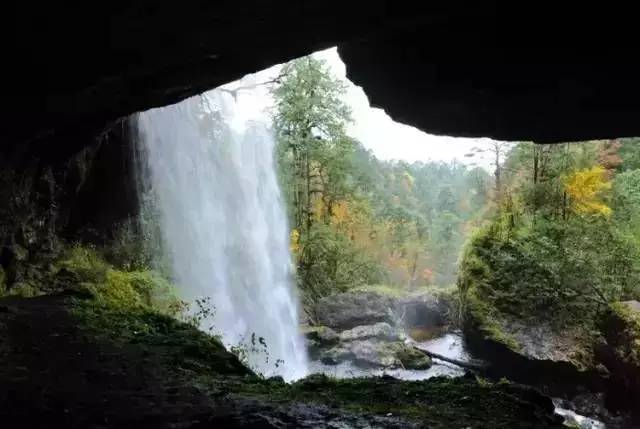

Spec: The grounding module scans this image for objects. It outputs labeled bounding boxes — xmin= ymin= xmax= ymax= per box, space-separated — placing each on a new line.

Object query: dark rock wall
xmin=0 ymin=119 xmax=139 ymax=290
xmin=3 ymin=2 xmax=392 ymax=151
xmin=5 ymin=3 xmax=640 ymax=152
xmin=339 ymin=5 xmax=640 ymax=143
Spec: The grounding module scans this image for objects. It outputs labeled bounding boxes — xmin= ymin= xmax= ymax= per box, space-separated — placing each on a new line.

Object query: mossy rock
xmin=0 ymin=291 xmax=563 ymax=427
xmin=302 ymin=325 xmax=340 ymax=346
xmin=463 ymin=292 xmax=521 ymax=352
xmin=236 ymin=374 xmax=563 ymax=428
xmin=604 ymin=301 xmax=640 ymax=367
xmin=395 ymin=344 xmax=432 ymax=369
xmin=0 ymin=267 xmax=6 ymax=295
xmin=71 ymin=297 xmax=251 ymax=378
xmin=6 ymin=281 xmax=38 ymax=298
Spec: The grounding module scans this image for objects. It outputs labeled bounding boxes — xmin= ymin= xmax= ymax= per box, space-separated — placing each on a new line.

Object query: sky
xmin=221 ymin=47 xmax=496 ymax=169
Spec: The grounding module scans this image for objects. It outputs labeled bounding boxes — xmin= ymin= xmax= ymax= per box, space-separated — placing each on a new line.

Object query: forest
xmin=273 ymin=57 xmax=490 ymax=309
xmin=272 ymin=55 xmax=640 ymax=337
xmin=459 ymin=138 xmax=640 ymax=330
xmin=272 ymin=59 xmax=640 ymax=425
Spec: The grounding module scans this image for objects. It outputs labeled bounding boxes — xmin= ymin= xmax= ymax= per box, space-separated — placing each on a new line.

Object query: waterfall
xmin=134 ymin=87 xmax=308 ymax=381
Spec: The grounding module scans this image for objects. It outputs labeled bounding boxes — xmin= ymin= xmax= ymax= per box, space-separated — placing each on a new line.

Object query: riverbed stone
xmin=315 ymin=291 xmax=395 ymax=330
xmin=396 ymin=346 xmax=432 ymax=370
xmin=321 ymin=339 xmax=432 ymax=370
xmin=319 ymin=345 xmax=353 ymax=365
xmin=303 ymin=325 xmax=340 ymax=346
xmin=339 ymin=322 xmax=399 ymax=342
xmin=398 ymin=292 xmax=452 ymax=329
xmin=348 ymin=340 xmax=400 ymax=367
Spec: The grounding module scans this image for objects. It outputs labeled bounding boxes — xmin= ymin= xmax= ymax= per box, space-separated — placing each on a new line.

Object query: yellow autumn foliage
xmin=564 ymin=166 xmax=612 ymax=216
xmin=289 ymin=229 xmax=300 ymax=255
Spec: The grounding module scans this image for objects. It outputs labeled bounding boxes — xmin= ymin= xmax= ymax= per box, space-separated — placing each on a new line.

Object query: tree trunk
xmin=409 ymin=344 xmax=487 ymax=372
xmin=305 ymin=144 xmax=312 ymax=234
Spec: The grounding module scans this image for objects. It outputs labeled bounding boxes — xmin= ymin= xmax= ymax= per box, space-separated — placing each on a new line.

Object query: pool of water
xmin=553 ymin=401 xmax=606 ymax=429
xmin=309 ymin=331 xmax=607 ymax=428
xmin=309 ymin=357 xmax=465 ymax=380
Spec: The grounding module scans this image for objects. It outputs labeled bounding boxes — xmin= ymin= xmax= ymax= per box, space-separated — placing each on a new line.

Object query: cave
xmin=3 ymin=3 xmax=640 ymax=427
xmin=3 ymin=3 xmax=639 ymax=240
xmin=6 ymin=3 xmax=640 ymax=152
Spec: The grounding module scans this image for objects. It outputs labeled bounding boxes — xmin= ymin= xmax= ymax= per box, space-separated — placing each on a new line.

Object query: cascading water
xmin=134 ymin=86 xmax=308 ymax=381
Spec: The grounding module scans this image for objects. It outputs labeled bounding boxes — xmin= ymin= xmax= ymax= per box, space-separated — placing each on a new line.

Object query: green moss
xmin=89 ymin=269 xmax=177 ymax=312
xmin=62 ymin=288 xmax=560 ymax=428
xmin=351 ymin=284 xmax=408 ymax=297
xmin=607 ymin=302 xmax=640 ymax=367
xmin=229 ymin=374 xmax=561 ymax=428
xmin=53 ymin=243 xmax=181 ymax=316
xmin=71 ymin=298 xmax=251 ymax=378
xmin=394 ymin=345 xmax=432 ymax=369
xmin=6 ymin=281 xmax=38 ymax=298
xmin=0 ymin=266 xmax=5 ymax=295
xmin=466 ymin=292 xmax=521 ymax=352
xmin=56 ymin=244 xmax=110 ymax=284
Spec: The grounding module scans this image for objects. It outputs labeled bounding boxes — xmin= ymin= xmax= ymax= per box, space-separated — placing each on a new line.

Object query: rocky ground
xmin=306 ymin=288 xmax=454 ymax=370
xmin=463 ymin=296 xmax=640 ymax=426
xmin=0 ymin=292 xmax=566 ymax=428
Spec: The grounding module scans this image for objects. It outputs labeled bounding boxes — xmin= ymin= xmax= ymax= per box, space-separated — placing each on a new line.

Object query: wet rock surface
xmin=596 ymin=301 xmax=640 ymax=419
xmin=0 ymin=293 xmax=564 ymax=428
xmin=314 ymin=291 xmax=396 ymax=329
xmin=314 ymin=289 xmax=453 ymax=331
xmin=339 ymin=321 xmax=399 ymax=342
xmin=7 ymin=4 xmax=640 ymax=151
xmin=320 ymin=339 xmax=431 ymax=369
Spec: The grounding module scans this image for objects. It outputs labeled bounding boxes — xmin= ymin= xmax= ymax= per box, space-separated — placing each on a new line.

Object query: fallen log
xmin=409 ymin=344 xmax=488 ymax=373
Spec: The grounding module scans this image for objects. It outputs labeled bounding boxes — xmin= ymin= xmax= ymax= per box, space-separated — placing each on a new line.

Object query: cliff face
xmin=0 ymin=120 xmax=139 ymax=294
xmin=4 ymin=2 xmax=640 ymax=155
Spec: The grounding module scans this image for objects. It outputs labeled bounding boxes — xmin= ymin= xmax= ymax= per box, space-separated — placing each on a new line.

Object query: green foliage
xmin=459 ymin=139 xmax=640 ymax=336
xmin=617 ymin=138 xmax=640 ymax=172
xmin=461 ymin=216 xmax=640 ymax=326
xmin=57 ymin=244 xmax=110 ymax=284
xmin=71 ymin=299 xmax=250 ymax=377
xmin=272 ymin=56 xmax=496 ymax=310
xmin=105 ymin=194 xmax=169 ymax=274
xmin=274 ymin=55 xmax=490 ymax=305
xmin=56 ymin=243 xmax=181 ymax=316
xmin=613 ymin=169 xmax=640 ymax=224
xmin=297 ymin=223 xmax=382 ymax=304
xmin=603 ymin=302 xmax=640 ymax=367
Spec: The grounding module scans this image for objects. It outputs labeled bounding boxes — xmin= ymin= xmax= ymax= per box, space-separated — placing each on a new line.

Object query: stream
xmin=310 ymin=332 xmax=606 ymax=429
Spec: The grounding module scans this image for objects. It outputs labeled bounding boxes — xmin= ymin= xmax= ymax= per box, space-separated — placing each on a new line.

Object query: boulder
xmin=596 ymin=301 xmax=640 ymax=414
xmin=314 ymin=292 xmax=395 ymax=330
xmin=302 ymin=326 xmax=340 ymax=346
xmin=320 ymin=339 xmax=432 ymax=370
xmin=339 ymin=322 xmax=399 ymax=342
xmin=395 ymin=345 xmax=433 ymax=370
xmin=314 ymin=288 xmax=455 ymax=331
xmin=319 ymin=345 xmax=353 ymax=365
xmin=348 ymin=340 xmax=400 ymax=368
xmin=398 ymin=292 xmax=452 ymax=329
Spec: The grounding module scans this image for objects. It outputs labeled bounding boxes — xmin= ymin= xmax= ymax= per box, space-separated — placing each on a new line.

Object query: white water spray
xmin=135 ymin=87 xmax=308 ymax=381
